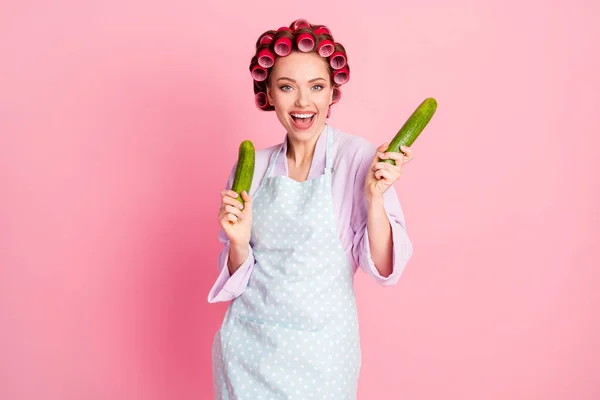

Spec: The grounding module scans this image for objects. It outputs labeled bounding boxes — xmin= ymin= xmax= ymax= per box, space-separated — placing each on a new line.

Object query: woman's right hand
xmin=218 ymin=189 xmax=252 ymax=247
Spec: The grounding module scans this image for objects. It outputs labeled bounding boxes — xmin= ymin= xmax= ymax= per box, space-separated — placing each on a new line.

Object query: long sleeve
xmin=350 ymin=142 xmax=413 ymax=286
xmin=207 ymin=163 xmax=256 ymax=303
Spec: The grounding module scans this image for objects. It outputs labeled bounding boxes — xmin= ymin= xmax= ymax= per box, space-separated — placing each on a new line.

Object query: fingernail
xmin=378 ymin=152 xmax=385 ymax=158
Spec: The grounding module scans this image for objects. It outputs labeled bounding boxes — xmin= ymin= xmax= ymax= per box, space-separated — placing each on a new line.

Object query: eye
xmin=279 ymin=85 xmax=293 ymax=91
xmin=311 ymin=84 xmax=324 ymax=91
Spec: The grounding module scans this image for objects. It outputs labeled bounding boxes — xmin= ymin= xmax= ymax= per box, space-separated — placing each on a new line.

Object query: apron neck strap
xmin=261 ymin=142 xmax=281 ymax=186
xmin=324 ymin=125 xmax=333 ymax=175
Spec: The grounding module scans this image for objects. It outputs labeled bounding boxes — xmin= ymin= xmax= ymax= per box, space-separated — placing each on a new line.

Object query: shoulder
xmin=249 ymin=142 xmax=282 ymax=195
xmin=330 ymin=126 xmax=377 ymax=166
xmin=255 ymin=142 xmax=281 ymax=161
xmin=253 ymin=142 xmax=281 ymax=173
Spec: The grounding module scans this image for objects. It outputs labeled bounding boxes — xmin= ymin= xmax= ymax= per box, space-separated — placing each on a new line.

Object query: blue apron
xmin=212 ymin=126 xmax=361 ymax=399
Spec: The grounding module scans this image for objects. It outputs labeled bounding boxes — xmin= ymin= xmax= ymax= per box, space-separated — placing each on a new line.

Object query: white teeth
xmin=291 ymin=113 xmax=315 ymax=118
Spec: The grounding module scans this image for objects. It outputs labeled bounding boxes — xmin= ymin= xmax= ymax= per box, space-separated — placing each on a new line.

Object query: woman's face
xmin=267 ymin=51 xmax=334 ymax=142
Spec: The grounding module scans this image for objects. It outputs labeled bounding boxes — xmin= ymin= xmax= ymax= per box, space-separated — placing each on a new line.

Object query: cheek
xmin=318 ymin=92 xmax=332 ymax=109
xmin=271 ymin=91 xmax=290 ymax=108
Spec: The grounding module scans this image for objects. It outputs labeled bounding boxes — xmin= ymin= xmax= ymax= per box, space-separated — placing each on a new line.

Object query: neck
xmin=286 ymin=136 xmax=316 ymax=167
xmin=285 ymin=124 xmax=326 ymax=167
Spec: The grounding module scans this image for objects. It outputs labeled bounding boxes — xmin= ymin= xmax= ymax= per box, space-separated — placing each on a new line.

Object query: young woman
xmin=208 ymin=19 xmax=414 ymax=400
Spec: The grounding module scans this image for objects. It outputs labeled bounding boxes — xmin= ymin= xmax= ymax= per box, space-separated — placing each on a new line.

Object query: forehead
xmin=271 ymin=52 xmax=330 ymax=81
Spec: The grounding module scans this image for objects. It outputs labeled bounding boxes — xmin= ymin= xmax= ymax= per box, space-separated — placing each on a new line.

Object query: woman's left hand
xmin=365 ymin=142 xmax=414 ymax=199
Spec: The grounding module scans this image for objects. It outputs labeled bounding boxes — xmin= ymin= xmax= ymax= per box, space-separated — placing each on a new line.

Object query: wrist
xmin=227 ymin=242 xmax=250 ymax=274
xmin=366 ymin=193 xmax=385 ymax=208
xmin=230 ymin=241 xmax=249 ymax=253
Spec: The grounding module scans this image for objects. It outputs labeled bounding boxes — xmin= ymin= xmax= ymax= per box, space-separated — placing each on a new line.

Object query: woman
xmin=208 ymin=19 xmax=414 ymax=399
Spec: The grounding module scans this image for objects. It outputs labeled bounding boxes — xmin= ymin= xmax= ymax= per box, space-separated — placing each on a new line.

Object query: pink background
xmin=1 ymin=0 xmax=599 ymax=399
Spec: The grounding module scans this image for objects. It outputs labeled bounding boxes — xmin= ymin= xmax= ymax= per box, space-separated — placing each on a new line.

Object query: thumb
xmin=241 ymin=191 xmax=252 ymax=213
xmin=373 ymin=142 xmax=389 ymax=163
xmin=377 ymin=142 xmax=389 ymax=153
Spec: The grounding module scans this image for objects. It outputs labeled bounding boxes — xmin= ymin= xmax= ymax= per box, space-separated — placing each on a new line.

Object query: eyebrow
xmin=277 ymin=77 xmax=327 ymax=83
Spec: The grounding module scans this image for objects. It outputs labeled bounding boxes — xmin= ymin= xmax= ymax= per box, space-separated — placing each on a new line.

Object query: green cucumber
xmin=382 ymin=97 xmax=437 ymax=165
xmin=231 ymin=140 xmax=255 ymax=206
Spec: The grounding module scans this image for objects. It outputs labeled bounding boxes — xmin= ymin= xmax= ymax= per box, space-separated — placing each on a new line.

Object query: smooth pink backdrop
xmin=1 ymin=1 xmax=599 ymax=399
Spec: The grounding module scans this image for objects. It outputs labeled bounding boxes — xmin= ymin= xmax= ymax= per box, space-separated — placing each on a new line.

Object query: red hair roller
xmin=255 ymin=92 xmax=268 ymax=109
xmin=317 ymin=39 xmax=334 ymax=57
xmin=313 ymin=26 xmax=330 ymax=36
xmin=257 ymin=48 xmax=275 ymax=68
xmin=329 ymin=51 xmax=346 ymax=70
xmin=277 ymin=26 xmax=292 ymax=33
xmin=292 ymin=19 xmax=310 ymax=31
xmin=332 ymin=67 xmax=349 ymax=85
xmin=251 ymin=64 xmax=268 ymax=82
xmin=259 ymin=34 xmax=273 ymax=45
xmin=274 ymin=36 xmax=292 ymax=56
xmin=296 ymin=32 xmax=315 ymax=52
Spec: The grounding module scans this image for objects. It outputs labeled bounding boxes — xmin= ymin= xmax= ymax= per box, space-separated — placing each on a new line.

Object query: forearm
xmin=228 ymin=243 xmax=250 ymax=275
xmin=366 ymin=195 xmax=393 ymax=277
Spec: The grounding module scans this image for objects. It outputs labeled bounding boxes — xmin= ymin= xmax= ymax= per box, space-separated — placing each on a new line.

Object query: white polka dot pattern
xmin=212 ymin=127 xmax=362 ymax=399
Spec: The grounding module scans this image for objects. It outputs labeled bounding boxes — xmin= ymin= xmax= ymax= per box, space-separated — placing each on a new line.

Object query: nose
xmin=294 ymin=87 xmax=310 ymax=108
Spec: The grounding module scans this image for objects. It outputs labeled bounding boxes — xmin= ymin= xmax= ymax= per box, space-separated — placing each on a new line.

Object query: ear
xmin=328 ymin=86 xmax=334 ymax=105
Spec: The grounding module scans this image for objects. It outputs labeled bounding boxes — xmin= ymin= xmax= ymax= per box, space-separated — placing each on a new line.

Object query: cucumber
xmin=382 ymin=97 xmax=437 ymax=165
xmin=231 ymin=140 xmax=255 ymax=207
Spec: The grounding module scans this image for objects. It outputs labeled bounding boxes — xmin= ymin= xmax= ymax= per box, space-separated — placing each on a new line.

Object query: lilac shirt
xmin=207 ymin=125 xmax=413 ymax=303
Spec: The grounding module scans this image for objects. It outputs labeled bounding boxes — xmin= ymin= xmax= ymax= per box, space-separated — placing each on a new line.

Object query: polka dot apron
xmin=212 ymin=126 xmax=361 ymax=399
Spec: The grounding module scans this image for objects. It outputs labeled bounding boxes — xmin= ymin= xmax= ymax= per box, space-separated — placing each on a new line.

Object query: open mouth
xmin=290 ymin=112 xmax=316 ymax=128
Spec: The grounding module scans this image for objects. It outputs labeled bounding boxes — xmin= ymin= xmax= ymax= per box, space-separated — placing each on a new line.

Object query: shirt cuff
xmin=360 ymin=215 xmax=413 ymax=286
xmin=207 ymin=243 xmax=255 ymax=303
